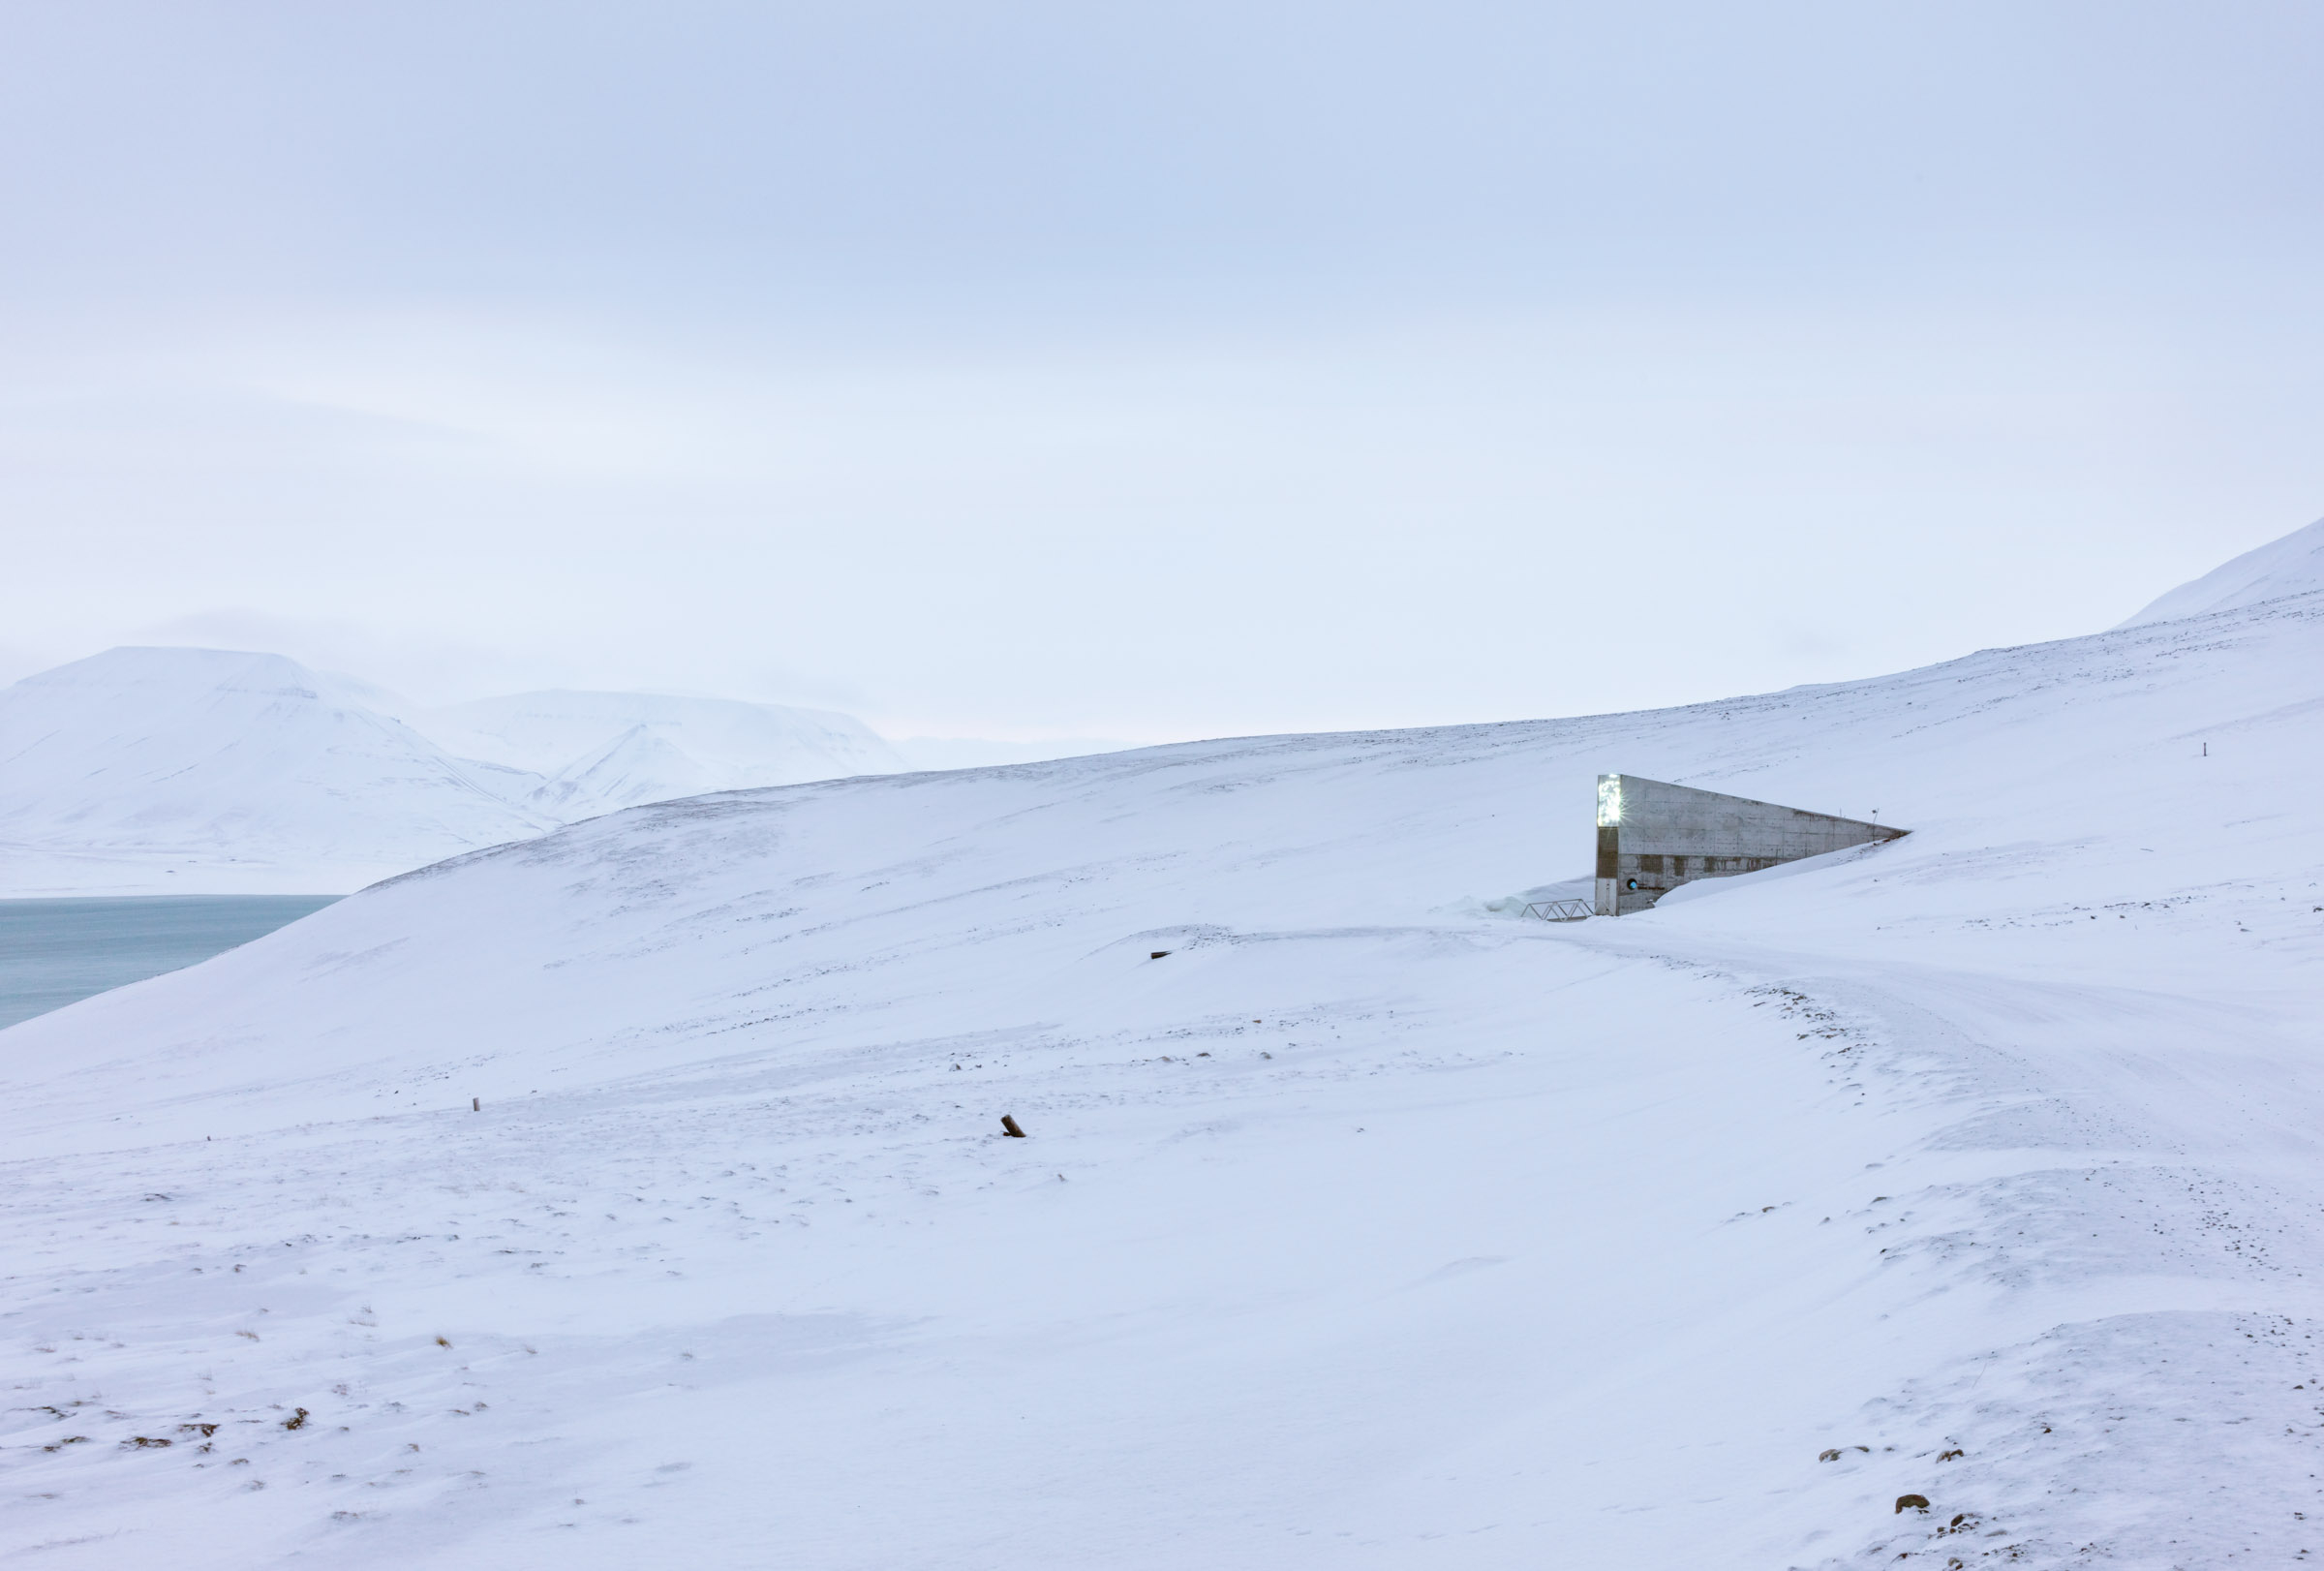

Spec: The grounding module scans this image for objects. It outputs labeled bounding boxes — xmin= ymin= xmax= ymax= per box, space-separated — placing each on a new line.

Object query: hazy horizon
xmin=4 ymin=2 xmax=2318 ymax=741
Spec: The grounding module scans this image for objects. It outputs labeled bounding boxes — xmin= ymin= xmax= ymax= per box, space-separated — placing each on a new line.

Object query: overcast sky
xmin=2 ymin=1 xmax=2318 ymax=739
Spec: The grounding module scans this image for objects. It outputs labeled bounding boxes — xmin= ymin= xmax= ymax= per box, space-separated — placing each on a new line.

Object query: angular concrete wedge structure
xmin=1594 ymin=774 xmax=1906 ymax=915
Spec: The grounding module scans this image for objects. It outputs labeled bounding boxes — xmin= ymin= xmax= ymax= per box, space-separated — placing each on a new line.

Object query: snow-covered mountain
xmin=0 ymin=648 xmax=560 ymax=895
xmin=416 ymin=690 xmax=906 ymax=811
xmin=2117 ymin=513 xmax=2324 ymax=627
xmin=0 ymin=658 xmax=912 ymax=894
xmin=3 ymin=524 xmax=2319 ymax=1566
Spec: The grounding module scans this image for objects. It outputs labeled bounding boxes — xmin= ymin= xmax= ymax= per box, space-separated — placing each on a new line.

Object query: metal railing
xmin=1521 ymin=898 xmax=1592 ymax=922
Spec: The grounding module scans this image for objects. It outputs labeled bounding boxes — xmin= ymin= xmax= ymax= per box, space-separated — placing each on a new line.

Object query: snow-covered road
xmin=4 ymin=590 xmax=2320 ymax=1567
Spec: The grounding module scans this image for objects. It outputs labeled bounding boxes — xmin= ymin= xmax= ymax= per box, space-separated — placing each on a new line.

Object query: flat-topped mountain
xmin=0 ymin=647 xmax=559 ymax=894
xmin=0 ymin=651 xmax=910 ymax=894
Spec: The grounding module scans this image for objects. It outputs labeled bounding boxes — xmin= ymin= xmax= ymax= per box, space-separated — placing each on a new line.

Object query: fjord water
xmin=0 ymin=895 xmax=338 ymax=1030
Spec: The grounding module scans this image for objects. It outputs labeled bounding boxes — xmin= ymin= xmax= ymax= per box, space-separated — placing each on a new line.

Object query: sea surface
xmin=0 ymin=895 xmax=340 ymax=1031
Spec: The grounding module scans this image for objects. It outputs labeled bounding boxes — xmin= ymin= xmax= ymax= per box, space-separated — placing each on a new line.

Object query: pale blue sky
xmin=2 ymin=2 xmax=2318 ymax=737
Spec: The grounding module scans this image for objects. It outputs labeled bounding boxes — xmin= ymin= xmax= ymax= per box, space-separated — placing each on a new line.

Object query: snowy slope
xmin=3 ymin=569 xmax=2320 ymax=1567
xmin=893 ymin=735 xmax=1138 ymax=770
xmin=418 ymin=690 xmax=906 ymax=813
xmin=2117 ymin=513 xmax=2324 ymax=627
xmin=0 ymin=649 xmax=561 ymax=896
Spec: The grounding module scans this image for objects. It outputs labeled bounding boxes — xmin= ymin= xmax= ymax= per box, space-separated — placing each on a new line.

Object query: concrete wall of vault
xmin=1594 ymin=773 xmax=1906 ymax=915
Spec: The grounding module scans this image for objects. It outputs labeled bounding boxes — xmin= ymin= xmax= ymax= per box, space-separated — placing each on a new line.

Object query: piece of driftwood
xmin=1000 ymin=1115 xmax=1026 ymax=1138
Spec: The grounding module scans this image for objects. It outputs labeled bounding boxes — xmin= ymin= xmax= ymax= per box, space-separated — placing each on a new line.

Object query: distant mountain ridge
xmin=416 ymin=688 xmax=906 ymax=813
xmin=0 ymin=651 xmax=915 ymax=895
xmin=0 ymin=648 xmax=561 ymax=894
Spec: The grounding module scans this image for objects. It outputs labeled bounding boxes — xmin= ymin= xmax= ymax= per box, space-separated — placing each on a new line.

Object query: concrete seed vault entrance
xmin=1593 ymin=773 xmax=1907 ymax=915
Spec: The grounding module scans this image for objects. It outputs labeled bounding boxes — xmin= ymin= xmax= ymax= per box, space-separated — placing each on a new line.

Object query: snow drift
xmin=2 ymin=538 xmax=2322 ymax=1567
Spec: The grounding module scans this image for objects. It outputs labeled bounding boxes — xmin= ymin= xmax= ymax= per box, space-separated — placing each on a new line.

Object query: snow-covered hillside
xmin=417 ymin=690 xmax=906 ymax=812
xmin=0 ymin=649 xmax=559 ymax=896
xmin=892 ymin=735 xmax=1137 ymax=771
xmin=2117 ymin=513 xmax=2324 ymax=627
xmin=2 ymin=549 xmax=2319 ymax=1564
